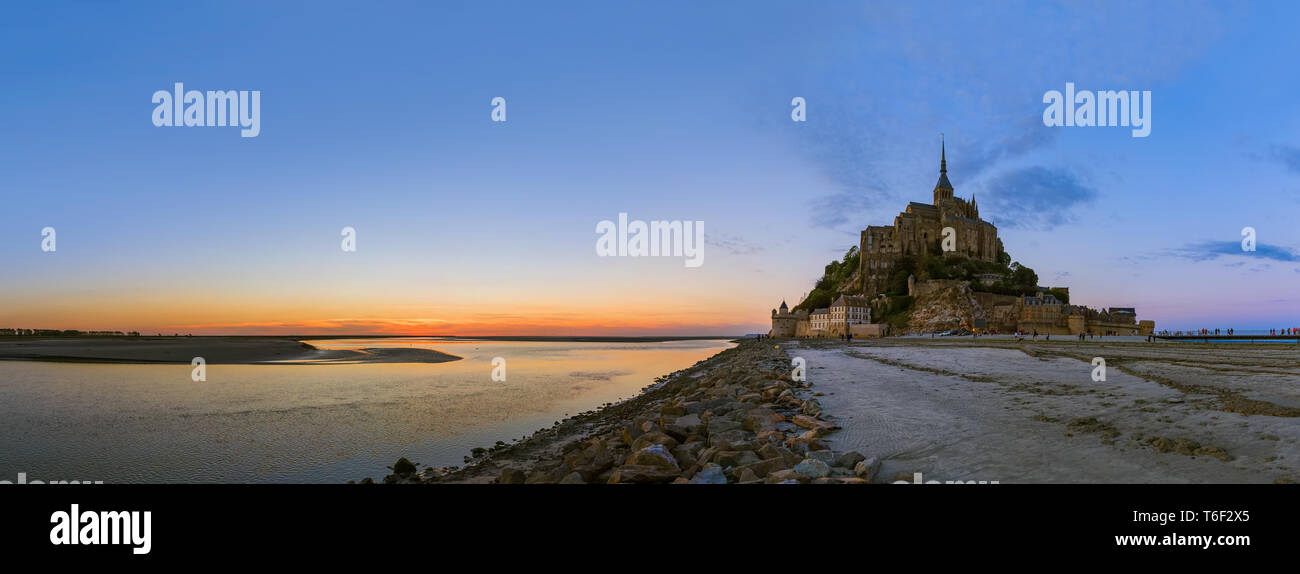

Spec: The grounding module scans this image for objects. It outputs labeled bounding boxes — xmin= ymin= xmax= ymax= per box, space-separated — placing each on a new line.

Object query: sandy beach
xmin=0 ymin=337 xmax=462 ymax=364
xmin=790 ymin=338 xmax=1300 ymax=483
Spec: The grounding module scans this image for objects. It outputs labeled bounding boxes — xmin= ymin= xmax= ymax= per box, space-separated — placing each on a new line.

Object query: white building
xmin=830 ymin=295 xmax=871 ymax=326
xmin=809 ymin=308 xmax=830 ymax=332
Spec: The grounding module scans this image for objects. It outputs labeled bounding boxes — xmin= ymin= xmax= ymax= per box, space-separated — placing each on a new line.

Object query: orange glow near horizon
xmin=0 ymin=292 xmax=770 ymax=336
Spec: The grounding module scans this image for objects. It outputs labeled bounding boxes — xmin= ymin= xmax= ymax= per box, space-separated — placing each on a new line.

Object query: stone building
xmin=809 ymin=308 xmax=830 ymax=333
xmin=769 ymin=301 xmax=806 ymax=338
xmin=860 ymin=141 xmax=1003 ymax=296
xmin=829 ymin=295 xmax=871 ymax=329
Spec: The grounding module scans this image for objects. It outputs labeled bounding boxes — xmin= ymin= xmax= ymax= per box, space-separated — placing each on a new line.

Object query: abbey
xmin=859 ymin=141 xmax=1002 ymax=297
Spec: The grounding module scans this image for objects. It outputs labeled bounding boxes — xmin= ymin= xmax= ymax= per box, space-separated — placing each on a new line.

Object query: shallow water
xmin=0 ymin=338 xmax=732 ymax=484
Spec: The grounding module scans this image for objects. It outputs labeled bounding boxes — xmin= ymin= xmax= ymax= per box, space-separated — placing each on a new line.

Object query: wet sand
xmin=0 ymin=337 xmax=461 ymax=364
xmin=789 ymin=338 xmax=1300 ymax=483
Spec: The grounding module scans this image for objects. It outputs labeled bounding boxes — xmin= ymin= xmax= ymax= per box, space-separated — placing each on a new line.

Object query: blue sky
xmin=1 ymin=0 xmax=1297 ymax=334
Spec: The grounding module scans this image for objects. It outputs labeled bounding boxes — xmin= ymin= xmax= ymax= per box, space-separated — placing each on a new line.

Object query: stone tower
xmin=933 ymin=136 xmax=954 ymax=205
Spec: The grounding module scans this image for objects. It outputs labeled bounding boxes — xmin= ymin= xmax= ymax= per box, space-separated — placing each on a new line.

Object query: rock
xmin=674 ymin=413 xmax=702 ymax=429
xmin=525 ymin=470 xmax=555 ymax=484
xmin=834 ymin=451 xmax=867 ymax=469
xmin=627 ymin=444 xmax=680 ymax=470
xmin=765 ymin=469 xmax=807 ymax=484
xmin=794 ymin=458 xmax=831 ymax=479
xmin=567 ymin=441 xmax=615 ymax=481
xmin=390 ymin=457 xmax=418 ymax=476
xmin=807 ymin=450 xmax=836 ymax=464
xmin=854 ymin=458 xmax=882 ymax=481
xmin=792 ymin=415 xmax=840 ymax=434
xmin=660 ymin=404 xmax=687 ymax=416
xmin=784 ymin=430 xmax=826 ymax=453
xmin=812 ymin=477 xmax=868 ymax=484
xmin=714 ymin=450 xmax=762 ymax=468
xmin=709 ymin=429 xmax=751 ymax=448
xmin=558 ymin=472 xmax=586 ymax=484
xmin=689 ymin=464 xmax=728 ymax=484
xmin=742 ymin=408 xmax=784 ymax=433
xmin=736 ymin=468 xmax=760 ymax=483
xmin=621 ymin=422 xmax=644 ymax=446
xmin=498 ymin=467 xmax=527 ymax=484
xmin=733 ymin=457 xmax=791 ymax=479
xmin=800 ymin=399 xmax=822 ymax=416
xmin=707 ymin=419 xmax=743 ymax=435
xmin=671 ymin=445 xmax=699 ymax=469
xmin=607 ymin=465 xmax=679 ymax=484
xmin=631 ymin=431 xmax=680 ymax=452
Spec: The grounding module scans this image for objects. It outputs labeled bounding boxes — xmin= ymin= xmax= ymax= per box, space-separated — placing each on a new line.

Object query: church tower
xmin=933 ymin=136 xmax=954 ymax=205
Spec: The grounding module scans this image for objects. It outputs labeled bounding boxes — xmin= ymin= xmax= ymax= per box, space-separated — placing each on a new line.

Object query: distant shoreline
xmin=0 ymin=334 xmax=743 ymax=342
xmin=0 ymin=336 xmax=462 ymax=365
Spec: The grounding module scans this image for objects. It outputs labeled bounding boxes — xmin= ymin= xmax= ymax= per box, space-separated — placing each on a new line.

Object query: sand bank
xmin=792 ymin=338 xmax=1300 ymax=483
xmin=0 ymin=337 xmax=461 ymax=364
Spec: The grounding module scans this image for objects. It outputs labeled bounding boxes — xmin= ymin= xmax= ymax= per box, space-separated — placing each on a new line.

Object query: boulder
xmin=792 ymin=415 xmax=840 ymax=434
xmin=794 ymin=458 xmax=831 ymax=479
xmin=713 ymin=450 xmax=762 ymax=468
xmin=834 ymin=451 xmax=867 ymax=469
xmin=854 ymin=458 xmax=882 ymax=481
xmin=631 ymin=431 xmax=680 ymax=452
xmin=607 ymin=465 xmax=679 ymax=484
xmin=707 ymin=419 xmax=743 ymax=435
xmin=689 ymin=464 xmax=728 ymax=484
xmin=626 ymin=444 xmax=680 ymax=470
xmin=807 ymin=450 xmax=836 ymax=464
xmin=733 ymin=457 xmax=792 ymax=479
xmin=558 ymin=472 xmax=586 ymax=484
xmin=498 ymin=467 xmax=527 ymax=485
xmin=709 ymin=429 xmax=751 ymax=448
xmin=765 ymin=469 xmax=807 ymax=484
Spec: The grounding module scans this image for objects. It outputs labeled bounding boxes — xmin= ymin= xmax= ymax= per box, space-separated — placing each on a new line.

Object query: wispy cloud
xmin=1267 ymin=144 xmax=1300 ymax=175
xmin=1167 ymin=241 xmax=1300 ymax=263
xmin=979 ymin=166 xmax=1098 ymax=230
xmin=706 ymin=232 xmax=765 ymax=255
xmin=952 ymin=117 xmax=1058 ymax=179
xmin=807 ymin=190 xmax=877 ymax=227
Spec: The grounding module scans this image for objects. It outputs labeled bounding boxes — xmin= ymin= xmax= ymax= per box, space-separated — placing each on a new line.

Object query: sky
xmin=1 ymin=0 xmax=1297 ymax=335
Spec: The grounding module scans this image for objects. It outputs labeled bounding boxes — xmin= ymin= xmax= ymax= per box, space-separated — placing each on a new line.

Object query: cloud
xmin=807 ymin=190 xmax=877 ymax=227
xmin=1267 ymin=144 xmax=1300 ymax=175
xmin=706 ymin=233 xmax=765 ymax=256
xmin=952 ymin=117 xmax=1059 ymax=178
xmin=1167 ymin=241 xmax=1300 ymax=263
xmin=978 ymin=166 xmax=1098 ymax=230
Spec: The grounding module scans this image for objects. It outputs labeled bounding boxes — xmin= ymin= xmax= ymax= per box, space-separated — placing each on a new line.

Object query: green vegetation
xmin=874 ymin=295 xmax=914 ymax=331
xmin=794 ymin=246 xmax=859 ymax=311
xmin=794 ymin=238 xmax=1056 ymax=316
xmin=900 ymin=241 xmax=1044 ymax=298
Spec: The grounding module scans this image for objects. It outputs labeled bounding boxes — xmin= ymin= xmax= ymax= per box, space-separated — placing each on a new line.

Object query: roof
xmin=934 ymin=172 xmax=953 ymax=191
xmin=810 ymin=308 xmax=829 ymax=315
xmin=831 ymin=295 xmax=869 ymax=308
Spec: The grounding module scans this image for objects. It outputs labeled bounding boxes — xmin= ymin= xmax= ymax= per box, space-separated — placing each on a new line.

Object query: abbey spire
xmin=933 ymin=134 xmax=954 ymax=204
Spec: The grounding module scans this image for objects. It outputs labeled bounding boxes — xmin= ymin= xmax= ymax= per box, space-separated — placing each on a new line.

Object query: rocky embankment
xmin=381 ymin=339 xmax=879 ymax=484
xmin=908 ymin=281 xmax=984 ymax=333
